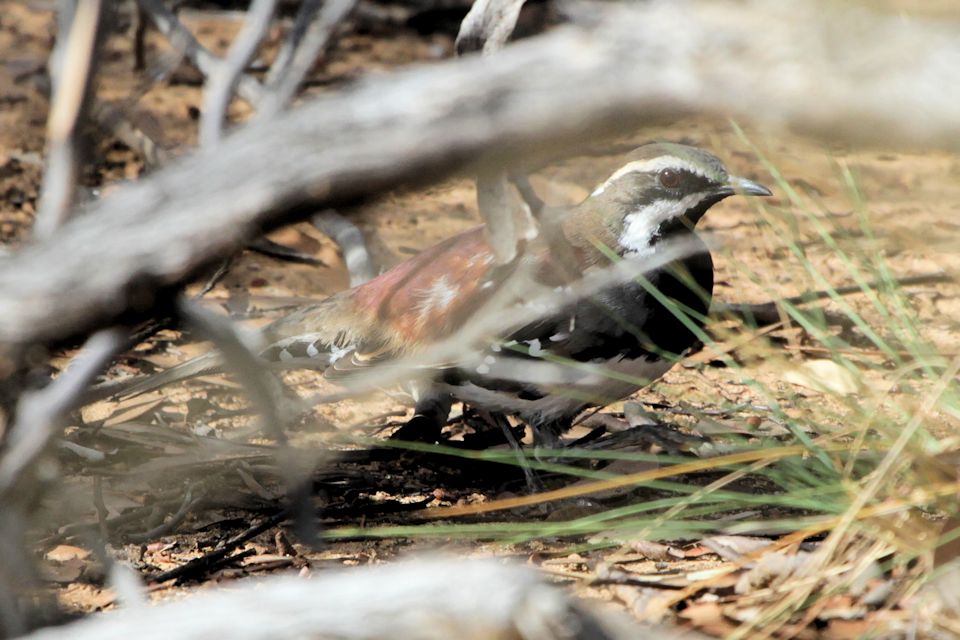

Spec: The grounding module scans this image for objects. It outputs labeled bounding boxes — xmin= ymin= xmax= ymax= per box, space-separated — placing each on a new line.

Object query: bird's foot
xmin=389 ymin=391 xmax=453 ymax=443
xmin=388 ymin=413 xmax=443 ymax=443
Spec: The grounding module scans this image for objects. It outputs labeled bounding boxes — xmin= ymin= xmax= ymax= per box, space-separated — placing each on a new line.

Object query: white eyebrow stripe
xmin=591 ymin=157 xmax=709 ymax=196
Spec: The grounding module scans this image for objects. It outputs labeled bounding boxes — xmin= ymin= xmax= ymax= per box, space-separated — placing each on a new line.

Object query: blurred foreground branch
xmin=1 ymin=1 xmax=958 ymax=351
xmin=23 ymin=558 xmax=635 ymax=640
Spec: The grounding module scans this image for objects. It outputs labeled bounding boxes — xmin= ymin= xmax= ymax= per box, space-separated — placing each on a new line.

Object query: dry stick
xmin=713 ymin=272 xmax=952 ymax=328
xmin=141 ymin=0 xmax=363 ymax=275
xmin=194 ymin=255 xmax=235 ymax=297
xmin=2 ymin=4 xmax=112 ymax=621
xmin=263 ymin=0 xmax=324 ymax=87
xmin=0 ymin=330 xmax=126 ymax=497
xmin=178 ymin=299 xmax=287 ymax=444
xmin=177 ymin=299 xmax=318 ymax=546
xmin=126 ymin=486 xmax=200 ymax=543
xmin=147 ymin=511 xmax=285 ymax=584
xmin=34 ymin=0 xmax=106 ymax=239
xmin=133 ymin=1 xmax=147 ymax=71
xmin=200 ymin=0 xmax=279 ymax=146
xmin=255 ymin=1 xmax=373 ymax=285
xmin=92 ymin=476 xmax=110 ymax=541
xmin=248 ymin=236 xmax=325 ymax=266
xmin=0 ymin=329 xmax=125 ymax=635
xmin=2 ymin=3 xmax=960 ymax=352
xmin=256 ymin=0 xmax=358 ymax=121
xmin=135 ymin=0 xmax=263 ymax=105
xmin=455 ymin=0 xmax=528 ymax=55
xmin=30 ymin=558 xmax=627 ymax=640
xmin=456 ymin=0 xmax=532 ymax=265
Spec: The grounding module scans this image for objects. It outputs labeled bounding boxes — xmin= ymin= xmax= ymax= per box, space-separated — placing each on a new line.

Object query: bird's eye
xmin=658 ymin=168 xmax=682 ymax=188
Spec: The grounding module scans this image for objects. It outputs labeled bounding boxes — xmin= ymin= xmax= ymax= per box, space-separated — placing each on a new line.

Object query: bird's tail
xmin=89 ymin=297 xmax=351 ymax=402
xmin=91 ymin=332 xmax=340 ymax=402
xmin=89 ymin=351 xmax=225 ymax=401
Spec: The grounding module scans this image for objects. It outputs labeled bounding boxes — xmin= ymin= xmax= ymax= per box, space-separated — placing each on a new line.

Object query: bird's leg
xmin=481 ymin=410 xmax=543 ymax=494
xmin=389 ymin=390 xmax=452 ymax=443
xmin=532 ymin=418 xmax=569 ymax=459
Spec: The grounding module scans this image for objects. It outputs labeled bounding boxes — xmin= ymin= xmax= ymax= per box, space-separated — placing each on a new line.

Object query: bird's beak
xmin=727 ymin=175 xmax=773 ymax=197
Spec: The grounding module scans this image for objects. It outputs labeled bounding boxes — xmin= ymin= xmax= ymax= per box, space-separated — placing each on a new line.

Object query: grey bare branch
xmin=22 ymin=557 xmax=634 ymax=640
xmin=34 ymin=0 xmax=107 ymax=239
xmin=200 ymin=0 xmax=279 ymax=146
xmin=457 ymin=0 xmax=531 ymax=264
xmin=257 ymin=0 xmax=358 ymax=121
xmin=1 ymin=2 xmax=958 ymax=353
xmin=456 ymin=0 xmax=528 ymax=55
xmin=136 ymin=0 xmax=264 ymax=106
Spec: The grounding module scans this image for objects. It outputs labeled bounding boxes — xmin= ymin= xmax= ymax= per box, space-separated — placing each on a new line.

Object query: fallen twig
xmin=713 ymin=272 xmax=952 ymax=327
xmin=147 ymin=511 xmax=285 ymax=584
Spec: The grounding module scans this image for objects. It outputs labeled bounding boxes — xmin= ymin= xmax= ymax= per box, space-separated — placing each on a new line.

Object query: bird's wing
xmin=264 ymin=226 xmax=525 ymax=381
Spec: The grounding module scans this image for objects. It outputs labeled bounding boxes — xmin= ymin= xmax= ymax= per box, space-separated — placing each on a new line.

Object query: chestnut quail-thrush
xmin=120 ymin=142 xmax=772 ymax=444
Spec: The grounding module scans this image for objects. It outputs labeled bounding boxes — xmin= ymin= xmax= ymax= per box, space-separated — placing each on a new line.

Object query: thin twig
xmin=177 ymin=298 xmax=319 ymax=546
xmin=248 ymin=237 xmax=326 ymax=266
xmin=267 ymin=0 xmax=324 ymax=84
xmin=456 ymin=0 xmax=534 ymax=264
xmin=256 ymin=0 xmax=358 ymax=121
xmin=200 ymin=0 xmax=279 ymax=146
xmin=135 ymin=0 xmax=264 ymax=105
xmin=455 ymin=0 xmax=528 ymax=55
xmin=0 ymin=328 xmax=126 ymax=498
xmin=195 ymin=256 xmax=235 ymax=298
xmin=93 ymin=475 xmax=110 ymax=542
xmin=177 ymin=298 xmax=287 ymax=444
xmin=34 ymin=0 xmax=106 ymax=239
xmin=147 ymin=512 xmax=285 ymax=584
xmin=126 ymin=486 xmax=201 ymax=543
xmin=713 ymin=272 xmax=952 ymax=327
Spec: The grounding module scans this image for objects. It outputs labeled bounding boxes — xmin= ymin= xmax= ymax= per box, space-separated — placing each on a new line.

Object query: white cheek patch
xmin=591 ymin=158 xmax=709 ymax=196
xmin=619 ymin=193 xmax=708 ymax=257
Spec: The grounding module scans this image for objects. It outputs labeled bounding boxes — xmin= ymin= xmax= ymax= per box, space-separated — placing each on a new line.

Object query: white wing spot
xmin=414 ymin=275 xmax=458 ymax=323
xmin=527 ymin=338 xmax=544 ymax=357
xmin=328 ymin=344 xmax=351 ymax=363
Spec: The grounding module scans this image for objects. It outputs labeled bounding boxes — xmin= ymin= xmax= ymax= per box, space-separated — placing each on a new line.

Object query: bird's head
xmin=567 ymin=142 xmax=772 ymax=258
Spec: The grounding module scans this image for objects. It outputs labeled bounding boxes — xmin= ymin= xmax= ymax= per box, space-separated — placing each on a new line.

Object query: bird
xmin=114 ymin=142 xmax=771 ymax=447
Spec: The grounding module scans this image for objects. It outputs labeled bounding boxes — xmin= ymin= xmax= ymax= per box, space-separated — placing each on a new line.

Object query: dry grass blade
xmin=422 ymin=444 xmax=842 ymax=518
